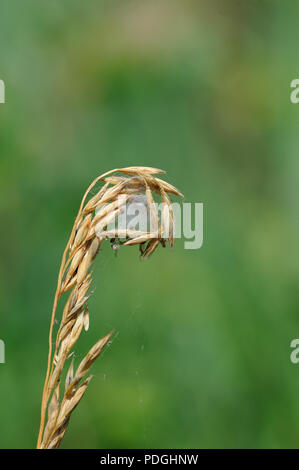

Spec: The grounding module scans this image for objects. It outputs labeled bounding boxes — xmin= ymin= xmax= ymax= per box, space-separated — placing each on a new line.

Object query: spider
xmin=110 ymin=237 xmax=121 ymax=257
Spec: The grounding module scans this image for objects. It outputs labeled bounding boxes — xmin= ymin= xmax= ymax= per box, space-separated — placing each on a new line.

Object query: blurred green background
xmin=0 ymin=0 xmax=299 ymax=449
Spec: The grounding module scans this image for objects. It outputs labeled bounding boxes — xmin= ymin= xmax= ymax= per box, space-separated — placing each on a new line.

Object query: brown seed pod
xmin=37 ymin=166 xmax=183 ymax=449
